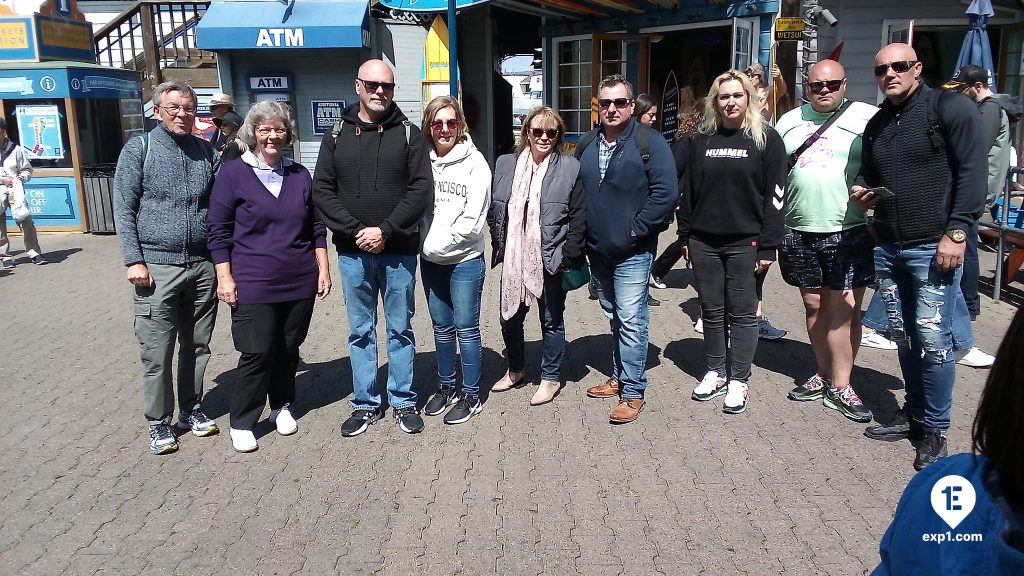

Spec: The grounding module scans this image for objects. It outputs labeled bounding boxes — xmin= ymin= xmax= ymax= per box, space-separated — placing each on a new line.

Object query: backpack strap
xmin=925 ymin=89 xmax=945 ymax=151
xmin=139 ymin=133 xmax=151 ymax=172
xmin=574 ymin=127 xmax=601 ymax=160
xmin=403 ymin=119 xmax=411 ymax=145
xmin=634 ymin=122 xmax=651 ymax=164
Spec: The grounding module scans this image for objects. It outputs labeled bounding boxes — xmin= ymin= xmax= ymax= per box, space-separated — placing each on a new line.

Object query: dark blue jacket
xmin=874 ymin=453 xmax=1024 ymax=576
xmin=579 ymin=119 xmax=677 ymax=260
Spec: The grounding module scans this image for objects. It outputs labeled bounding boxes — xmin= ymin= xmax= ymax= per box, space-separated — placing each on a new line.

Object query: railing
xmin=980 ymin=166 xmax=1024 ymax=301
xmin=94 ymin=1 xmax=215 ymax=101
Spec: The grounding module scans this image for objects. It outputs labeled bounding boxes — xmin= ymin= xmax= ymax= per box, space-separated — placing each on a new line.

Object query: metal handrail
xmin=981 ymin=165 xmax=1024 ymax=301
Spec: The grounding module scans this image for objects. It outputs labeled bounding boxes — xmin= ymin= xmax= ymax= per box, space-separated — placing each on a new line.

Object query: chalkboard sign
xmin=661 ymin=71 xmax=679 ymax=139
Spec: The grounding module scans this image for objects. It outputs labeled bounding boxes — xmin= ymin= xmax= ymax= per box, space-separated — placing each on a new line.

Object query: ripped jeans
xmin=873 ymin=242 xmax=960 ymax=431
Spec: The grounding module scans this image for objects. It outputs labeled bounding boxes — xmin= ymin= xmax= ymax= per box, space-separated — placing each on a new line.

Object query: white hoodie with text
xmin=420 ymin=134 xmax=492 ymax=265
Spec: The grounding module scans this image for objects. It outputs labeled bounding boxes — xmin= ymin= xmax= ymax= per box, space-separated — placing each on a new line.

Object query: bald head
xmin=357 ymin=59 xmax=395 ymax=84
xmin=807 ymin=59 xmax=847 ymax=112
xmin=874 ymin=43 xmax=922 ymax=105
xmin=810 ymin=59 xmax=845 ymax=80
xmin=355 ymin=59 xmax=396 ymax=122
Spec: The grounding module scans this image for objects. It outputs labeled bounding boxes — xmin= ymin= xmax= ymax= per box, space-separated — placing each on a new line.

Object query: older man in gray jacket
xmin=113 ymin=81 xmax=221 ymax=455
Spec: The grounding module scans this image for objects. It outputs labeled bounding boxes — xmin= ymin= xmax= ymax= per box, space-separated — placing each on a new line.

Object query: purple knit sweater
xmin=208 ymin=158 xmax=327 ymax=304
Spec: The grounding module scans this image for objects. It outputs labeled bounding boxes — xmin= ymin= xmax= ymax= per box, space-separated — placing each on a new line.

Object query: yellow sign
xmin=775 ymin=17 xmax=805 ymax=32
xmin=423 ymin=16 xmax=450 ymax=82
xmin=39 ymin=19 xmax=92 ymax=51
xmin=0 ymin=21 xmax=29 ymax=49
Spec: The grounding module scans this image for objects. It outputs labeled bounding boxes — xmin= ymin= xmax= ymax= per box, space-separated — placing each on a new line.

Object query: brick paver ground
xmin=0 ymin=232 xmax=1015 ymax=575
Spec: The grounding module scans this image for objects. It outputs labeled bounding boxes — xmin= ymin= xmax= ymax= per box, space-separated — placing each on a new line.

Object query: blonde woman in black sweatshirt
xmin=678 ymin=70 xmax=787 ymax=414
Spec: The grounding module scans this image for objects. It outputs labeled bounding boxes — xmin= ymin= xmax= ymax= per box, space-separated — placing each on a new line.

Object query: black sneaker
xmin=148 ymin=423 xmax=179 ymax=455
xmin=647 ymin=294 xmax=661 ymax=307
xmin=395 ymin=406 xmax=424 ymax=434
xmin=864 ymin=407 xmax=923 ymax=442
xmin=424 ymin=387 xmax=457 ymax=416
xmin=340 ymin=407 xmax=384 ymax=437
xmin=913 ymin=428 xmax=948 ymax=471
xmin=444 ymin=393 xmax=482 ymax=425
xmin=823 ymin=383 xmax=873 ymax=423
xmin=788 ymin=374 xmax=829 ymax=402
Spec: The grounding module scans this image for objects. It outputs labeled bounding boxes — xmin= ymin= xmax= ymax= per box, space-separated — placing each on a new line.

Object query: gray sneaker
xmin=823 ymin=384 xmax=873 ymax=423
xmin=758 ymin=317 xmax=787 ymax=340
xmin=177 ymin=408 xmax=219 ymax=437
xmin=148 ymin=423 xmax=179 ymax=455
xmin=788 ymin=374 xmax=830 ymax=401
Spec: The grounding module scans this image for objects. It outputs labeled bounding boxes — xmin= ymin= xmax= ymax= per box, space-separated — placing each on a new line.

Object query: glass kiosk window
xmin=3 ymin=100 xmax=74 ymax=169
xmin=74 ymin=98 xmax=129 ymax=165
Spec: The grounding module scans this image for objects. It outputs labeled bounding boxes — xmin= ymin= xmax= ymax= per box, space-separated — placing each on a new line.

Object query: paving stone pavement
xmin=0 ymin=232 xmax=1015 ymax=576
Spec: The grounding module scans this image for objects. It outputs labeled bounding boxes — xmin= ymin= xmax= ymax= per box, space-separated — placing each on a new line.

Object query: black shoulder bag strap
xmin=788 ymin=99 xmax=853 ymax=168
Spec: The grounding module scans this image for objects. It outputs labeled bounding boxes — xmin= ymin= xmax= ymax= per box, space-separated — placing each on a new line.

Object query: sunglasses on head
xmin=531 ymin=127 xmax=558 ymax=139
xmin=358 ymin=78 xmax=396 ymax=92
xmin=598 ymin=98 xmax=632 ymax=109
xmin=430 ymin=118 xmax=459 ymax=132
xmin=873 ymin=61 xmax=917 ymax=77
xmin=808 ymin=79 xmax=844 ymax=93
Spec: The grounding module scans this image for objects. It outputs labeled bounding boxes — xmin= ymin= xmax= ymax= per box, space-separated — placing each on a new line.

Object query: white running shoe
xmin=692 ymin=371 xmax=727 ymax=401
xmin=722 ymin=381 xmax=749 ymax=414
xmin=270 ymin=404 xmax=298 ymax=435
xmin=957 ymin=347 xmax=995 ymax=368
xmin=861 ymin=331 xmax=898 ymax=350
xmin=230 ymin=428 xmax=258 ymax=452
xmin=693 ymin=317 xmax=704 ymax=334
xmin=649 ymin=274 xmax=667 ymax=289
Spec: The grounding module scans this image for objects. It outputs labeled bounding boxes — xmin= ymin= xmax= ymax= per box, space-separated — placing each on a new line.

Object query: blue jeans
xmin=337 ymin=252 xmax=418 ymax=411
xmin=863 ymin=282 xmax=974 ymax=350
xmin=961 ymin=220 xmax=980 ymax=318
xmin=420 ymin=257 xmax=485 ymax=396
xmin=500 ymin=271 xmax=568 ymax=381
xmin=589 ymin=250 xmax=652 ymax=399
xmin=873 ymin=242 xmax=961 ymax=431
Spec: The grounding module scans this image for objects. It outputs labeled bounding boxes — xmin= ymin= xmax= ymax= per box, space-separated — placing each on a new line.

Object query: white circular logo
xmin=930 ymin=474 xmax=977 ymax=530
xmin=70 ymin=78 xmax=82 ymax=91
xmin=40 ymin=76 xmax=56 ymax=92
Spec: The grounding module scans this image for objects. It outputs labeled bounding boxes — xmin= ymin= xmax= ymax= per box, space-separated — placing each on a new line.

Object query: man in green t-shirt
xmin=774 ymin=59 xmax=878 ymax=424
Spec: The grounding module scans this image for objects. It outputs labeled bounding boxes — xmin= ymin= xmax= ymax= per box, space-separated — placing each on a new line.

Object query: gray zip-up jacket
xmin=113 ymin=125 xmax=220 ymax=266
xmin=489 ymin=152 xmax=585 ymax=275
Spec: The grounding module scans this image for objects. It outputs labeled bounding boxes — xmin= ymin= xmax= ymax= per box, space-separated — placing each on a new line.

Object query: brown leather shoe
xmin=586 ymin=378 xmax=621 ymax=398
xmin=609 ymin=398 xmax=645 ymax=423
xmin=530 ymin=380 xmax=561 ymax=406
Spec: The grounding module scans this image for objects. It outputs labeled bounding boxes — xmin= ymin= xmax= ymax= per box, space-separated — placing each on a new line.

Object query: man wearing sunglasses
xmin=851 ymin=43 xmax=987 ymax=470
xmin=775 ymin=59 xmax=880 ymax=425
xmin=577 ymin=74 xmax=677 ymax=424
xmin=312 ymin=59 xmax=433 ymax=437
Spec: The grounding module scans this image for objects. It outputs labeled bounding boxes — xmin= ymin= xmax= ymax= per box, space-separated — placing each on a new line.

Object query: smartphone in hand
xmin=865 ymin=186 xmax=895 ymax=200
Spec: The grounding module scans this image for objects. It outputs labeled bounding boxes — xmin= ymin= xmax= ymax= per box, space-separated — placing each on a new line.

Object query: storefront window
xmin=3 ymin=100 xmax=74 ymax=169
xmin=557 ymin=38 xmax=592 ymax=135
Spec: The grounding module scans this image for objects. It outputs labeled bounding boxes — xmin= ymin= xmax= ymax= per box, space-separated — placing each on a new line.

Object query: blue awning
xmin=197 ymin=0 xmax=369 ymax=50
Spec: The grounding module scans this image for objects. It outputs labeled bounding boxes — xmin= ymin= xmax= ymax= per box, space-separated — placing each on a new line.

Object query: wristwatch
xmin=944 ymin=229 xmax=967 ymax=243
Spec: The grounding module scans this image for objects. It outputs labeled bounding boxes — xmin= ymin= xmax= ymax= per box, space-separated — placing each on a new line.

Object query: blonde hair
xmin=699 ymin=70 xmax=767 ymax=150
xmin=516 ymin=106 xmax=565 ymax=156
xmin=421 ymin=96 xmax=469 ymax=155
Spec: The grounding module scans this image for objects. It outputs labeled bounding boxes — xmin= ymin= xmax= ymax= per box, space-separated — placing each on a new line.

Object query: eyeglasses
xmin=430 ymin=119 xmax=459 ymax=132
xmin=531 ymin=127 xmax=558 ymax=139
xmin=873 ymin=60 xmax=917 ymax=77
xmin=160 ymin=104 xmax=196 ymax=116
xmin=358 ymin=78 xmax=396 ymax=92
xmin=808 ymin=79 xmax=845 ymax=93
xmin=256 ymin=127 xmax=288 ymax=136
xmin=598 ymin=98 xmax=632 ymax=109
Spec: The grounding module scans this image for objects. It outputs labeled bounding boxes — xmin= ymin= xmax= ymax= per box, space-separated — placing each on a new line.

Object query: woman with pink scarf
xmin=488 ymin=107 xmax=585 ymax=406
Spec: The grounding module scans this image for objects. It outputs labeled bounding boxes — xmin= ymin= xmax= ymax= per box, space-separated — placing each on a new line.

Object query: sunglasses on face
xmin=430 ymin=119 xmax=458 ymax=132
xmin=531 ymin=127 xmax=558 ymax=139
xmin=598 ymin=98 xmax=632 ymax=109
xmin=358 ymin=78 xmax=396 ymax=92
xmin=873 ymin=60 xmax=917 ymax=77
xmin=808 ymin=79 xmax=844 ymax=93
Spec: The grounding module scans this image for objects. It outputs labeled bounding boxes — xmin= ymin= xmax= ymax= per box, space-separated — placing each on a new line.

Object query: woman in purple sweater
xmin=208 ymin=101 xmax=331 ymax=453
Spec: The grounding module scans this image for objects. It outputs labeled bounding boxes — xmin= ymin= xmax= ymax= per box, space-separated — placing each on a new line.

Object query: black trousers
xmin=651 ymin=236 xmax=686 ymax=280
xmin=230 ymin=298 xmax=315 ymax=431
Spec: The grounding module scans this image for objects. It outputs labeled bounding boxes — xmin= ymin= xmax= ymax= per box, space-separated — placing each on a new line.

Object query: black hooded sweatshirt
xmin=312 ymin=102 xmax=433 ymax=254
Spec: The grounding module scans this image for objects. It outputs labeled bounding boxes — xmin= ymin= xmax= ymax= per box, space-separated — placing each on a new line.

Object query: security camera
xmin=817 ymin=8 xmax=838 ymax=27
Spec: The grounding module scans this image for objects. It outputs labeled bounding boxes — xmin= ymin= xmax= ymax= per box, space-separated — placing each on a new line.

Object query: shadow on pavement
xmin=35 ymin=247 xmax=82 ymax=264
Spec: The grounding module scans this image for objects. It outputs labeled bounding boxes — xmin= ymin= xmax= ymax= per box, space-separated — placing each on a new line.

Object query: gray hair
xmin=238 ymin=101 xmax=297 ymax=148
xmin=598 ymin=74 xmax=634 ymax=99
xmin=152 ymin=81 xmax=197 ymax=107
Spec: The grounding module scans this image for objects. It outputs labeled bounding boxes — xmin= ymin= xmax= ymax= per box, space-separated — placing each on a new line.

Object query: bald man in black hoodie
xmin=313 ymin=59 xmax=433 ymax=438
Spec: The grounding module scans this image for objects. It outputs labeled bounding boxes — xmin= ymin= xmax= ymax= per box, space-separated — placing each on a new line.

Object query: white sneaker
xmin=958 ymin=347 xmax=995 ymax=368
xmin=722 ymin=380 xmax=749 ymax=414
xmin=692 ymin=371 xmax=727 ymax=401
xmin=229 ymin=428 xmax=258 ymax=452
xmin=270 ymin=404 xmax=298 ymax=435
xmin=649 ymin=274 xmax=667 ymax=289
xmin=860 ymin=331 xmax=897 ymax=350
xmin=693 ymin=317 xmax=704 ymax=334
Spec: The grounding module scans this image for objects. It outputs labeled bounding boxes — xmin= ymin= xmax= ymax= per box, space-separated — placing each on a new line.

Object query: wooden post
xmin=140 ymin=5 xmax=162 ymax=92
xmin=64 ymin=97 xmax=88 ymax=232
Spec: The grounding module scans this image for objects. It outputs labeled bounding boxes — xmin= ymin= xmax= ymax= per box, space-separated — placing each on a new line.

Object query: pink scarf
xmin=501 ymin=150 xmax=548 ymax=320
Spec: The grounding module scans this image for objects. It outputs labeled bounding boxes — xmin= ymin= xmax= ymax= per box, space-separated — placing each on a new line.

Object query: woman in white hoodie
xmin=419 ymin=96 xmax=492 ymax=425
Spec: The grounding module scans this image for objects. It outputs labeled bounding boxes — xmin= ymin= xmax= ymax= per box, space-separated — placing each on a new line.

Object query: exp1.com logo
xmin=923 ymin=475 xmax=983 ymax=543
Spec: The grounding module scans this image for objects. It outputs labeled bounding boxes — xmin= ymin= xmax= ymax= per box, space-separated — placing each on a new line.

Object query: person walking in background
xmin=0 ymin=118 xmax=47 ymax=268
xmin=632 ymin=93 xmax=663 ymax=308
xmin=312 ymin=59 xmax=432 ymax=437
xmin=213 ymin=110 xmax=246 ymax=162
xmin=774 ymin=59 xmax=876 ymax=423
xmin=681 ymin=70 xmax=787 ymax=414
xmin=418 ymin=96 xmax=491 ymax=425
xmin=577 ymin=75 xmax=676 ymax=424
xmin=209 ymin=92 xmax=235 ymax=148
xmin=490 ymin=106 xmax=584 ymax=407
xmin=113 ymin=81 xmax=221 ymax=455
xmin=854 ymin=43 xmax=986 ymax=470
xmin=207 ymin=102 xmax=331 ymax=453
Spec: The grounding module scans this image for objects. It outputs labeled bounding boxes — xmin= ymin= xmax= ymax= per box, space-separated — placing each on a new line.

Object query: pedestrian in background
xmin=681 ymin=69 xmax=787 ymax=414
xmin=207 ymin=101 xmax=331 ymax=453
xmin=0 ymin=119 xmax=47 ymax=268
xmin=490 ymin=106 xmax=584 ymax=407
xmin=418 ymin=96 xmax=491 ymax=425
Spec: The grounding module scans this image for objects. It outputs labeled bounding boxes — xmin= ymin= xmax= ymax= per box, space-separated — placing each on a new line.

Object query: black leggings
xmin=689 ymin=237 xmax=759 ymax=383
